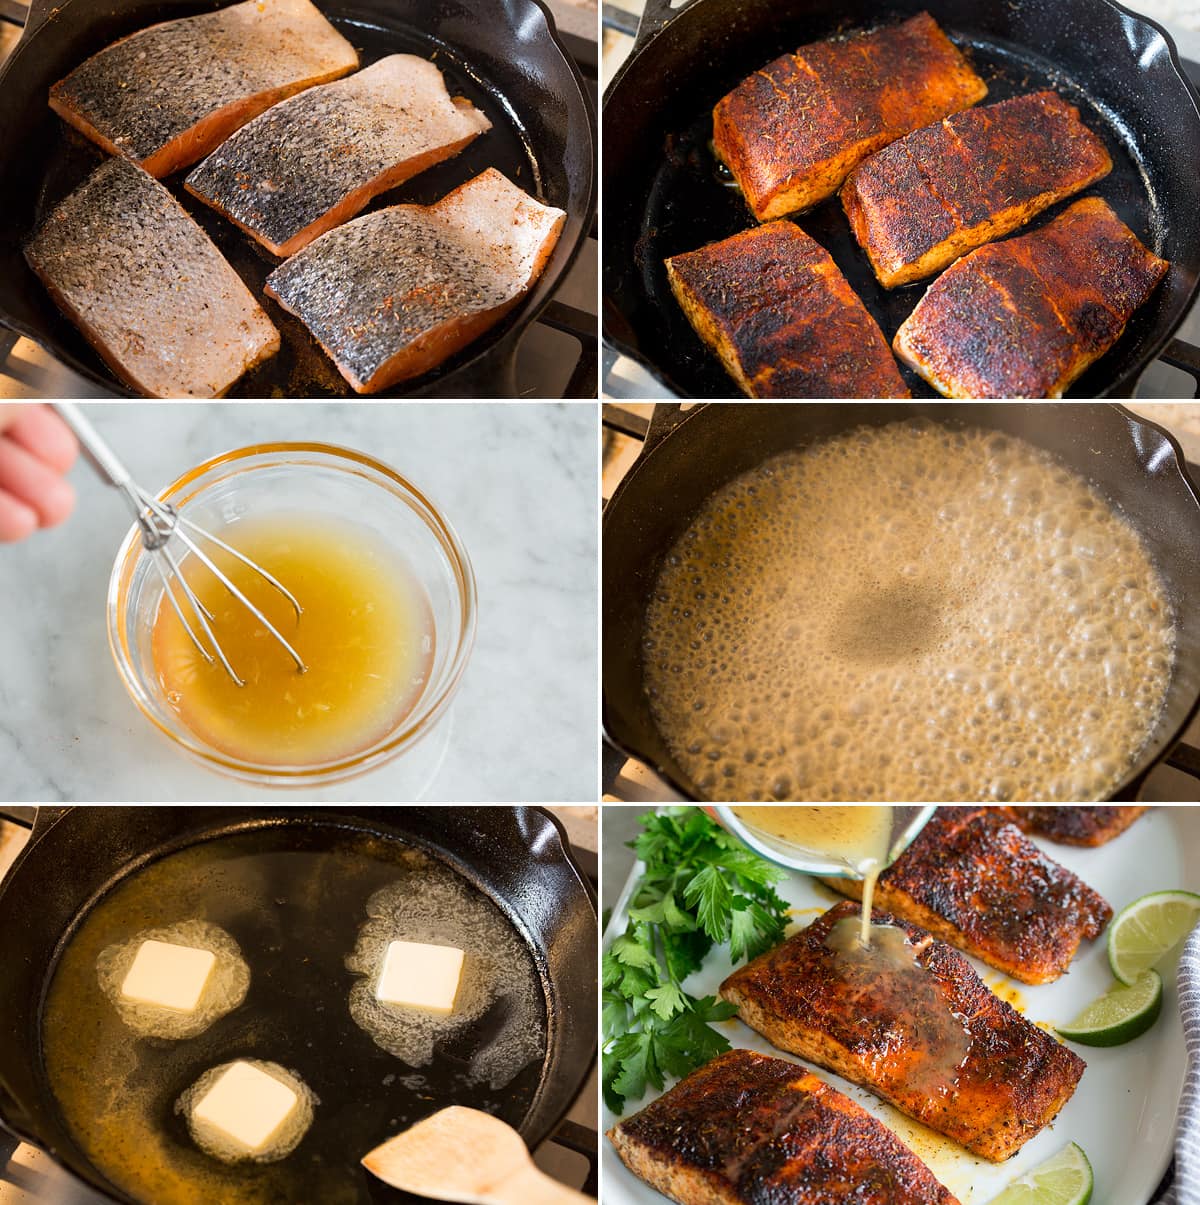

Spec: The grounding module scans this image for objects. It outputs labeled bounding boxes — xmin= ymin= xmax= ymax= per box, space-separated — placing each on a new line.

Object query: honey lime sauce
xmin=152 ymin=513 xmax=433 ymax=766
xmin=42 ymin=828 xmax=545 ymax=1205
xmin=644 ymin=421 xmax=1174 ymax=801
xmin=733 ymin=805 xmax=894 ymax=946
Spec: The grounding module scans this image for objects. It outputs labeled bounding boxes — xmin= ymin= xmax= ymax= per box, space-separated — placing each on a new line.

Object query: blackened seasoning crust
xmin=49 ymin=0 xmax=358 ymax=178
xmin=185 ymin=55 xmax=490 ymax=257
xmin=264 ymin=168 xmax=565 ymax=393
xmin=609 ymin=1049 xmax=960 ymax=1205
xmin=24 ymin=157 xmax=279 ymax=398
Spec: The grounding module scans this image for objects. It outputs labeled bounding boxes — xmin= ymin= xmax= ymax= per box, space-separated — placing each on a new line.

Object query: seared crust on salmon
xmin=713 ymin=13 xmax=987 ymax=222
xmin=664 ymin=222 xmax=910 ymax=398
xmin=264 ymin=168 xmax=564 ymax=393
xmin=1007 ymin=806 xmax=1149 ymax=847
xmin=185 ymin=55 xmax=491 ymax=257
xmin=49 ymin=0 xmax=358 ymax=178
xmin=842 ymin=91 xmax=1112 ymax=287
xmin=893 ymin=197 xmax=1169 ymax=398
xmin=608 ymin=1049 xmax=960 ymax=1205
xmin=720 ymin=902 xmax=1085 ymax=1161
xmin=25 ymin=157 xmax=279 ymax=398
xmin=825 ymin=807 xmax=1112 ymax=984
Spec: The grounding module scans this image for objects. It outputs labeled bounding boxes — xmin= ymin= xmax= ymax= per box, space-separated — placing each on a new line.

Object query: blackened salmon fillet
xmin=720 ymin=901 xmax=1085 ymax=1162
xmin=49 ymin=0 xmax=358 ymax=178
xmin=609 ymin=1049 xmax=960 ymax=1205
xmin=713 ymin=12 xmax=987 ymax=222
xmin=842 ymin=91 xmax=1113 ymax=287
xmin=264 ymin=168 xmax=564 ymax=393
xmin=893 ymin=197 xmax=1169 ymax=397
xmin=825 ymin=806 xmax=1112 ymax=984
xmin=25 ymin=157 xmax=279 ymax=398
xmin=1008 ymin=806 xmax=1149 ymax=847
xmin=185 ymin=55 xmax=491 ymax=257
xmin=664 ymin=221 xmax=910 ymax=398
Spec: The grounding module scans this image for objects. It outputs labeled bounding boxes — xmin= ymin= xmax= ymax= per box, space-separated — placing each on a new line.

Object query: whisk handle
xmin=53 ymin=402 xmax=135 ymax=492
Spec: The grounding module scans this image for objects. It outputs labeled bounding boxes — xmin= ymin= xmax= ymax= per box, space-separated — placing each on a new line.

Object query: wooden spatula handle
xmin=492 ymin=1163 xmax=593 ymax=1205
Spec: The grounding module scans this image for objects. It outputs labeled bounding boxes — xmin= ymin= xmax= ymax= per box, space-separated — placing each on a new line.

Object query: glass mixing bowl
xmin=107 ymin=443 xmax=477 ymax=787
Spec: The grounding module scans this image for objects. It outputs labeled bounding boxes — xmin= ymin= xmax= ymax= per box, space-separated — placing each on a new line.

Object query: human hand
xmin=0 ymin=404 xmax=78 ymax=543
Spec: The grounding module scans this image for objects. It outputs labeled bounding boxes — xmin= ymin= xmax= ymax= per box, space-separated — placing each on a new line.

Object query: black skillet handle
xmin=1158 ymin=338 xmax=1200 ymax=399
xmin=1165 ymin=740 xmax=1200 ymax=780
xmin=0 ymin=1075 xmax=38 ymax=1151
xmin=19 ymin=0 xmax=54 ymax=39
xmin=636 ymin=0 xmax=690 ymax=46
xmin=548 ymin=1120 xmax=598 ymax=1197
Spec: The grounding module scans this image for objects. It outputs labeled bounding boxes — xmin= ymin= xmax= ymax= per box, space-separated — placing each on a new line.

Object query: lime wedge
xmin=988 ymin=1143 xmax=1093 ymax=1205
xmin=1056 ymin=969 xmax=1162 ymax=1046
xmin=1108 ymin=890 xmax=1200 ymax=985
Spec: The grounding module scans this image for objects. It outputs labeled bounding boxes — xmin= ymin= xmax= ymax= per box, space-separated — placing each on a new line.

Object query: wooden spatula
xmin=362 ymin=1106 xmax=593 ymax=1205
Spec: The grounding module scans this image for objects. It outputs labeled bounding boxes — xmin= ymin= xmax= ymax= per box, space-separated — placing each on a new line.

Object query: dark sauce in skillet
xmin=42 ymin=826 xmax=547 ymax=1205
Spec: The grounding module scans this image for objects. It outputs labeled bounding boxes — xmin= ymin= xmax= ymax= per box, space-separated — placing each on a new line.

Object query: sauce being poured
xmin=152 ymin=513 xmax=434 ymax=766
xmin=732 ymin=806 xmax=894 ymax=947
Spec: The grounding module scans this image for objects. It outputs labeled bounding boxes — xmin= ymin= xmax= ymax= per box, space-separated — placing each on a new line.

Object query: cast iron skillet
xmin=603 ymin=403 xmax=1200 ymax=801
xmin=0 ymin=806 xmax=596 ymax=1204
xmin=0 ymin=0 xmax=596 ymax=398
xmin=603 ymin=0 xmax=1200 ymax=399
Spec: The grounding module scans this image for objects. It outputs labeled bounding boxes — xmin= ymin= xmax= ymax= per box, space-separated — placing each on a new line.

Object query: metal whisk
xmin=56 ymin=404 xmax=308 ymax=686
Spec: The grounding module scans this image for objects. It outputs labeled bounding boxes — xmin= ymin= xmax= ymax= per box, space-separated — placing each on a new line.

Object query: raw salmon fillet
xmin=49 ymin=0 xmax=359 ymax=178
xmin=893 ymin=197 xmax=1169 ymax=397
xmin=1007 ymin=806 xmax=1149 ymax=847
xmin=825 ymin=806 xmax=1112 ymax=984
xmin=842 ymin=91 xmax=1113 ymax=287
xmin=664 ymin=221 xmax=910 ymax=397
xmin=609 ymin=1049 xmax=960 ymax=1205
xmin=721 ymin=901 xmax=1085 ymax=1162
xmin=264 ymin=168 xmax=565 ymax=393
xmin=185 ymin=55 xmax=491 ymax=257
xmin=713 ymin=12 xmax=987 ymax=221
xmin=25 ymin=157 xmax=279 ymax=398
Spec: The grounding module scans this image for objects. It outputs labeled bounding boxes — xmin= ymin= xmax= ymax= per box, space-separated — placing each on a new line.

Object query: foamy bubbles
xmin=345 ymin=849 xmax=545 ymax=1089
xmin=643 ymin=421 xmax=1175 ymax=802
xmin=96 ymin=920 xmax=250 ymax=1040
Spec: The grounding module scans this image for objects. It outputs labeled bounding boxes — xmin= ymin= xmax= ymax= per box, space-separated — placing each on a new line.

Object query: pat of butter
xmin=192 ymin=1061 xmax=298 ymax=1153
xmin=120 ymin=940 xmax=216 ymax=1012
xmin=376 ymin=940 xmax=464 ymax=1013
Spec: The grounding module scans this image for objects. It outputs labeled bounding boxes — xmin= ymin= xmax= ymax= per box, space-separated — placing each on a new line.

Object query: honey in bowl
xmin=151 ymin=513 xmax=434 ymax=766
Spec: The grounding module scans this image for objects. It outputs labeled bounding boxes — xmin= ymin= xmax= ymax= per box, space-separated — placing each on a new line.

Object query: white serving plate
xmin=601 ymin=806 xmax=1200 ymax=1205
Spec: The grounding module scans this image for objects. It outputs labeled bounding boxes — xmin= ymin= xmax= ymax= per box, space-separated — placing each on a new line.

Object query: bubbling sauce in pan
xmin=644 ymin=421 xmax=1175 ymax=801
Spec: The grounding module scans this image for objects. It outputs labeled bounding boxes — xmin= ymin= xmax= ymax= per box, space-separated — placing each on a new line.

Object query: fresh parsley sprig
xmin=602 ymin=806 xmax=789 ymax=1113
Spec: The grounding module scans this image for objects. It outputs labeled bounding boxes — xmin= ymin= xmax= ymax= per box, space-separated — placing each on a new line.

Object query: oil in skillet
xmin=151 ymin=512 xmax=434 ymax=766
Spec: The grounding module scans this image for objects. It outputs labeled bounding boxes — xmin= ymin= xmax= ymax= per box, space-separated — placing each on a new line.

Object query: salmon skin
xmin=264 ymin=168 xmax=565 ymax=394
xmin=609 ymin=1049 xmax=960 ymax=1205
xmin=49 ymin=0 xmax=359 ymax=178
xmin=893 ymin=197 xmax=1169 ymax=397
xmin=826 ymin=806 xmax=1112 ymax=985
xmin=713 ymin=12 xmax=987 ymax=222
xmin=24 ymin=157 xmax=279 ymax=398
xmin=664 ymin=221 xmax=910 ymax=398
xmin=721 ymin=902 xmax=1085 ymax=1162
xmin=1007 ymin=806 xmax=1149 ymax=847
xmin=842 ymin=91 xmax=1113 ymax=287
xmin=185 ymin=55 xmax=491 ymax=257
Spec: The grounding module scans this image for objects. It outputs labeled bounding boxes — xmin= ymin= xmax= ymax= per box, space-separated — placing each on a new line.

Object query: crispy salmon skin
xmin=49 ymin=0 xmax=359 ymax=178
xmin=1007 ymin=806 xmax=1149 ymax=847
xmin=24 ymin=157 xmax=279 ymax=398
xmin=609 ymin=1049 xmax=960 ymax=1205
xmin=664 ymin=222 xmax=910 ymax=397
xmin=893 ymin=196 xmax=1168 ymax=397
xmin=720 ymin=901 xmax=1085 ymax=1161
xmin=842 ymin=91 xmax=1113 ymax=287
xmin=265 ymin=168 xmax=564 ymax=394
xmin=826 ymin=806 xmax=1112 ymax=984
xmin=186 ymin=55 xmax=491 ymax=257
xmin=713 ymin=12 xmax=986 ymax=221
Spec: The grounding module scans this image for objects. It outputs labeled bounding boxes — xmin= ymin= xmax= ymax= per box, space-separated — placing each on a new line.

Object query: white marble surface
xmin=0 ymin=402 xmax=598 ymax=802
